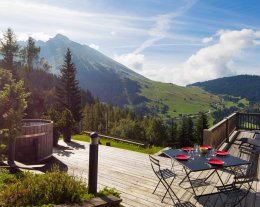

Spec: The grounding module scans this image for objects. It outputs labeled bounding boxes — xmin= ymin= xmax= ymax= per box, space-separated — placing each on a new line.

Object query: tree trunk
xmin=63 ymin=127 xmax=71 ymax=142
xmin=7 ymin=139 xmax=16 ymax=167
xmin=53 ymin=129 xmax=60 ymax=147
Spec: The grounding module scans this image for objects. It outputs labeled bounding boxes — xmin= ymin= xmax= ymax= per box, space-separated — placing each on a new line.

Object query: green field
xmin=136 ymin=79 xmax=248 ymax=120
xmin=139 ymin=80 xmax=221 ymax=117
xmin=72 ymin=134 xmax=163 ymax=154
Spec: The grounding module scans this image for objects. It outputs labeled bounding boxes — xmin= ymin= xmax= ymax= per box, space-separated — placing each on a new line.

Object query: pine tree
xmin=20 ymin=36 xmax=40 ymax=70
xmin=0 ymin=28 xmax=19 ymax=73
xmin=195 ymin=113 xmax=209 ymax=144
xmin=0 ymin=69 xmax=29 ymax=165
xmin=56 ymin=48 xmax=82 ymax=141
xmin=168 ymin=119 xmax=178 ymax=148
xmin=179 ymin=117 xmax=194 ymax=147
xmin=187 ymin=117 xmax=195 ymax=144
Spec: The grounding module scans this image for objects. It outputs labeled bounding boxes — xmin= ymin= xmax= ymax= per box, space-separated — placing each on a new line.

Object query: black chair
xmin=149 ymin=155 xmax=182 ymax=205
xmin=217 ymin=152 xmax=258 ymax=207
xmin=238 ymin=132 xmax=260 ymax=154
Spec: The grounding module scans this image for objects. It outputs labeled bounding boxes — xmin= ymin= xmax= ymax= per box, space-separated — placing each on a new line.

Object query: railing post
xmin=225 ymin=117 xmax=229 ymax=143
xmin=88 ymin=132 xmax=99 ymax=194
xmin=235 ymin=112 xmax=239 ymax=129
xmin=203 ymin=129 xmax=212 ymax=146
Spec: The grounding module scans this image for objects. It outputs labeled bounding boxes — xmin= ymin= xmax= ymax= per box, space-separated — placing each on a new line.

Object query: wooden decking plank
xmin=50 ymin=136 xmax=260 ymax=207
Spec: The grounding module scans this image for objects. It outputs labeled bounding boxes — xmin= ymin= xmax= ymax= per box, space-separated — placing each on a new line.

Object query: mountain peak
xmin=52 ymin=33 xmax=70 ymax=42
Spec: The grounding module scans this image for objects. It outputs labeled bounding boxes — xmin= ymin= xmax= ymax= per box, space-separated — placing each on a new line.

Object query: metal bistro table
xmin=163 ymin=149 xmax=251 ymax=197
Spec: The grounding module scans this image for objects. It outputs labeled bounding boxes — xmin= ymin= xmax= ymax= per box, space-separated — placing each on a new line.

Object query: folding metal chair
xmin=217 ymin=152 xmax=258 ymax=207
xmin=238 ymin=132 xmax=260 ymax=155
xmin=149 ymin=155 xmax=182 ymax=205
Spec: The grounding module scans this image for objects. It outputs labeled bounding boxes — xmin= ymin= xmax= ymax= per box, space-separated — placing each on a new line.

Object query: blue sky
xmin=0 ymin=0 xmax=260 ymax=85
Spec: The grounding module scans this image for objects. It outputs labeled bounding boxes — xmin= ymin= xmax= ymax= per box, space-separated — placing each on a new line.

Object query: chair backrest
xmin=235 ymin=152 xmax=259 ymax=184
xmin=149 ymin=155 xmax=161 ymax=174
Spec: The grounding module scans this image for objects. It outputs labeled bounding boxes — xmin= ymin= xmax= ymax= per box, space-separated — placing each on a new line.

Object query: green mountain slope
xmin=36 ymin=34 xmax=224 ymax=117
xmin=138 ymin=80 xmax=221 ymax=117
xmin=189 ymin=75 xmax=260 ymax=103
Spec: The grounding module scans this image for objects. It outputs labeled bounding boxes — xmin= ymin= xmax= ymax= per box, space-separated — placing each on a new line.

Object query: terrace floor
xmin=47 ymin=131 xmax=259 ymax=206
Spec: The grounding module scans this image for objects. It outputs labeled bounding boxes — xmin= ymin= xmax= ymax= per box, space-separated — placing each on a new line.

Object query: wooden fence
xmin=203 ymin=112 xmax=260 ymax=148
xmin=84 ymin=131 xmax=146 ymax=147
xmin=237 ymin=113 xmax=260 ymax=130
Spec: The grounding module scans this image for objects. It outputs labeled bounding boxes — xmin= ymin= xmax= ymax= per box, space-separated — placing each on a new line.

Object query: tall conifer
xmin=0 ymin=28 xmax=19 ymax=74
xmin=195 ymin=113 xmax=209 ymax=144
xmin=56 ymin=48 xmax=82 ymax=128
xmin=20 ymin=37 xmax=40 ymax=70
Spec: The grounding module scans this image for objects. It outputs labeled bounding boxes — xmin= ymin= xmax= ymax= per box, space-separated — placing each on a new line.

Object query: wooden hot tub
xmin=15 ymin=119 xmax=53 ymax=163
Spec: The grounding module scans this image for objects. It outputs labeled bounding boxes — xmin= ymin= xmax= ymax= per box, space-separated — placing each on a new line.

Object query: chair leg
xmin=233 ymin=185 xmax=252 ymax=207
xmin=162 ymin=176 xmax=175 ymax=202
xmin=167 ymin=185 xmax=182 ymax=205
xmin=159 ymin=176 xmax=182 ymax=205
xmin=179 ymin=171 xmax=191 ymax=186
xmin=153 ymin=177 xmax=162 ymax=194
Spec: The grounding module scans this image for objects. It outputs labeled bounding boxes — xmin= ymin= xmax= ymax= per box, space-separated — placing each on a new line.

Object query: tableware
xmin=208 ymin=158 xmax=224 ymax=165
xmin=182 ymin=147 xmax=194 ymax=151
xmin=176 ymin=154 xmax=190 ymax=160
xmin=210 ymin=147 xmax=216 ymax=157
xmin=200 ymin=146 xmax=208 ymax=154
xmin=200 ymin=145 xmax=212 ymax=150
xmin=216 ymin=150 xmax=229 ymax=156
xmin=188 ymin=150 xmax=194 ymax=160
xmin=205 ymin=151 xmax=211 ymax=160
xmin=194 ymin=144 xmax=201 ymax=157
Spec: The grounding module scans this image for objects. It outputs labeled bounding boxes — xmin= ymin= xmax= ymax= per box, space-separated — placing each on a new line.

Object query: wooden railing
xmin=203 ymin=112 xmax=260 ymax=148
xmin=237 ymin=113 xmax=260 ymax=130
xmin=84 ymin=131 xmax=146 ymax=147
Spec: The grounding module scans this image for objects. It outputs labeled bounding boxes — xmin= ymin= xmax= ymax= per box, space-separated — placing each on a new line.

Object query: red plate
xmin=182 ymin=147 xmax=194 ymax=151
xmin=216 ymin=150 xmax=229 ymax=156
xmin=201 ymin=145 xmax=212 ymax=149
xmin=176 ymin=154 xmax=190 ymax=160
xmin=208 ymin=159 xmax=224 ymax=165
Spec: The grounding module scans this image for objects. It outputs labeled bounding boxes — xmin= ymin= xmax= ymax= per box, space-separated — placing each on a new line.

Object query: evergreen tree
xmin=56 ymin=48 xmax=82 ymax=141
xmin=195 ymin=113 xmax=209 ymax=144
xmin=145 ymin=118 xmax=167 ymax=146
xmin=179 ymin=117 xmax=193 ymax=147
xmin=169 ymin=119 xmax=178 ymax=148
xmin=0 ymin=28 xmax=19 ymax=73
xmin=0 ymin=69 xmax=29 ymax=165
xmin=187 ymin=117 xmax=195 ymax=144
xmin=20 ymin=37 xmax=40 ymax=70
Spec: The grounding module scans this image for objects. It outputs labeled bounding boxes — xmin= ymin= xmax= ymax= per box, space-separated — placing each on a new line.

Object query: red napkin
xmin=176 ymin=154 xmax=190 ymax=160
xmin=182 ymin=147 xmax=194 ymax=151
xmin=201 ymin=145 xmax=212 ymax=149
xmin=208 ymin=159 xmax=224 ymax=165
xmin=216 ymin=150 xmax=229 ymax=156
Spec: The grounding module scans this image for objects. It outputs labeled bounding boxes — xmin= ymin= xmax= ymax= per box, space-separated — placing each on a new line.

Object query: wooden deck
xmin=49 ymin=131 xmax=260 ymax=207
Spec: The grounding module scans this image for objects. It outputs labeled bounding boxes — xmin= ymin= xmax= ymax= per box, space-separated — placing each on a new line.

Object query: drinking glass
xmin=194 ymin=143 xmax=199 ymax=157
xmin=210 ymin=147 xmax=216 ymax=158
xmin=188 ymin=150 xmax=194 ymax=160
xmin=206 ymin=151 xmax=211 ymax=160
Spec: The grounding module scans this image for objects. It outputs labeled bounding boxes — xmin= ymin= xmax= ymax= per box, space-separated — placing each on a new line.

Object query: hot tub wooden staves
xmin=15 ymin=119 xmax=53 ymax=163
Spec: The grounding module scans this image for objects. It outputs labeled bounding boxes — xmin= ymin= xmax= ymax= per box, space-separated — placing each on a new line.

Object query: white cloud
xmin=113 ymin=12 xmax=175 ymax=72
xmin=110 ymin=31 xmax=116 ymax=36
xmin=173 ymin=29 xmax=260 ymax=85
xmin=133 ymin=13 xmax=173 ymax=54
xmin=17 ymin=32 xmax=53 ymax=41
xmin=136 ymin=29 xmax=260 ymax=86
xmin=113 ymin=0 xmax=197 ymax=77
xmin=202 ymin=36 xmax=213 ymax=44
xmin=114 ymin=53 xmax=145 ymax=71
xmin=89 ymin=43 xmax=100 ymax=50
